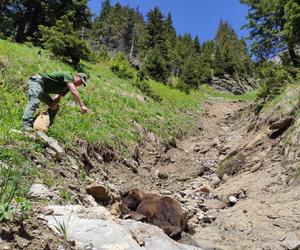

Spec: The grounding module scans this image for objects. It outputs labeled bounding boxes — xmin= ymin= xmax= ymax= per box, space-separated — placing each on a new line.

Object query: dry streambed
xmin=1 ymin=100 xmax=300 ymax=250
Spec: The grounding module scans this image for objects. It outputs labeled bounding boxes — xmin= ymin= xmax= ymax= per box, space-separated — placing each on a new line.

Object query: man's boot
xmin=47 ymin=105 xmax=59 ymax=125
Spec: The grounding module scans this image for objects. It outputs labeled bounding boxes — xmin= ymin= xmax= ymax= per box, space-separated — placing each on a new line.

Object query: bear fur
xmin=122 ymin=188 xmax=188 ymax=240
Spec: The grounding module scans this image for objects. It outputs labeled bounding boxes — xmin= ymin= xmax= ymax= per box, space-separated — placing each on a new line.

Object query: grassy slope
xmin=0 ymin=39 xmax=255 ymax=152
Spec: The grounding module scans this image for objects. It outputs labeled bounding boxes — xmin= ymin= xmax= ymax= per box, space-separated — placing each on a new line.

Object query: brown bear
xmin=122 ymin=188 xmax=188 ymax=240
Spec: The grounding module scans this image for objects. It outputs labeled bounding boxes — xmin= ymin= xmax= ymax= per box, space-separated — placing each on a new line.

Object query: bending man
xmin=22 ymin=71 xmax=89 ymax=130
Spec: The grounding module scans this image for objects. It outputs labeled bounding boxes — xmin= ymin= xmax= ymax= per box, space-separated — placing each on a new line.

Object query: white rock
xmin=28 ymin=183 xmax=58 ymax=200
xmin=228 ymin=195 xmax=238 ymax=204
xmin=44 ymin=205 xmax=202 ymax=250
xmin=284 ymin=240 xmax=300 ymax=250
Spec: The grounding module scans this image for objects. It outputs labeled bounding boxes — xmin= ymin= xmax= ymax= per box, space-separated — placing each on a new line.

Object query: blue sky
xmin=88 ymin=0 xmax=250 ymax=43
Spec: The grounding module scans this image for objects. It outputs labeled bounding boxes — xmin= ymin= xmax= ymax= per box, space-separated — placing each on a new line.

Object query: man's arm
xmin=67 ymin=82 xmax=89 ymax=113
xmin=48 ymin=94 xmax=63 ymax=110
xmin=53 ymin=94 xmax=63 ymax=103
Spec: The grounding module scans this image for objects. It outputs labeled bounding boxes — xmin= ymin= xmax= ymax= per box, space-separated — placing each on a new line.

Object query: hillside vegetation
xmin=1 ymin=0 xmax=300 ymax=248
xmin=0 ymin=39 xmax=255 ymax=149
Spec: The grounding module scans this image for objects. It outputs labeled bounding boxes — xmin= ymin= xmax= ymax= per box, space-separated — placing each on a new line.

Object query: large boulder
xmin=44 ymin=205 xmax=201 ymax=250
xmin=208 ymin=74 xmax=257 ymax=94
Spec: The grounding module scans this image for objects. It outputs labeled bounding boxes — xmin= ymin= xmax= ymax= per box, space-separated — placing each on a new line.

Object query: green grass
xmin=0 ymin=39 xmax=256 ymax=154
xmin=260 ymin=84 xmax=300 ymax=118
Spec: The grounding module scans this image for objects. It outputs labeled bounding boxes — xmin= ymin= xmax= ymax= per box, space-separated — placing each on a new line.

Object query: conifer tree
xmin=39 ymin=14 xmax=90 ymax=65
xmin=0 ymin=0 xmax=91 ymax=42
xmin=91 ymin=1 xmax=144 ymax=58
xmin=165 ymin=13 xmax=177 ymax=75
xmin=214 ymin=20 xmax=252 ymax=76
xmin=241 ymin=0 xmax=299 ymax=66
xmin=194 ymin=36 xmax=201 ymax=53
xmin=283 ymin=0 xmax=300 ymax=66
xmin=139 ymin=7 xmax=170 ymax=82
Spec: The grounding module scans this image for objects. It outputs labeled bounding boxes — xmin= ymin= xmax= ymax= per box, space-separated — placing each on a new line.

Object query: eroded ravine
xmin=107 ymin=99 xmax=300 ymax=250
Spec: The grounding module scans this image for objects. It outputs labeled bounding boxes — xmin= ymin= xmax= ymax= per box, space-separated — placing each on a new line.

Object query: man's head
xmin=74 ymin=73 xmax=88 ymax=86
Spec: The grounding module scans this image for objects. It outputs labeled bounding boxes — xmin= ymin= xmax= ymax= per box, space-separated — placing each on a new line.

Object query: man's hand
xmin=81 ymin=105 xmax=89 ymax=113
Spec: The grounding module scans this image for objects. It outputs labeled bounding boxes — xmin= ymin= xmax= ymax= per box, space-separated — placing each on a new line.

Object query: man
xmin=22 ymin=71 xmax=89 ymax=130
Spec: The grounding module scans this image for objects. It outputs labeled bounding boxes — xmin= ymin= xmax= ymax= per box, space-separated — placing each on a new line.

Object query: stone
xmin=210 ymin=175 xmax=221 ymax=187
xmin=28 ymin=183 xmax=59 ymax=200
xmin=284 ymin=240 xmax=300 ymax=250
xmin=86 ymin=183 xmax=111 ymax=203
xmin=36 ymin=131 xmax=64 ymax=158
xmin=44 ymin=205 xmax=202 ymax=250
xmin=228 ymin=195 xmax=237 ymax=205
xmin=198 ymin=185 xmax=213 ymax=194
xmin=222 ymin=174 xmax=229 ymax=182
xmin=201 ymin=215 xmax=212 ymax=224
xmin=208 ymin=73 xmax=257 ymax=94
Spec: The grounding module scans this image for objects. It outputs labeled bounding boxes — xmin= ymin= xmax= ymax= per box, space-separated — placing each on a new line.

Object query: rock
xmin=86 ymin=183 xmax=111 ymax=203
xmin=36 ymin=131 xmax=64 ymax=158
xmin=210 ymin=175 xmax=221 ymax=187
xmin=198 ymin=185 xmax=213 ymax=194
xmin=44 ymin=205 xmax=202 ymax=250
xmin=28 ymin=183 xmax=59 ymax=200
xmin=45 ymin=147 xmax=57 ymax=157
xmin=122 ymin=158 xmax=138 ymax=173
xmin=201 ymin=214 xmax=212 ymax=224
xmin=228 ymin=195 xmax=237 ymax=206
xmin=269 ymin=116 xmax=294 ymax=131
xmin=154 ymin=170 xmax=160 ymax=178
xmin=158 ymin=172 xmax=168 ymax=179
xmin=208 ymin=73 xmax=257 ymax=94
xmin=161 ymin=190 xmax=173 ymax=196
xmin=222 ymin=174 xmax=229 ymax=182
xmin=206 ymin=209 xmax=217 ymax=221
xmin=194 ymin=144 xmax=210 ymax=154
xmin=283 ymin=240 xmax=300 ymax=250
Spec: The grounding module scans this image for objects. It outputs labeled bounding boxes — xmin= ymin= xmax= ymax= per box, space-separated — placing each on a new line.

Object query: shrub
xmin=134 ymin=69 xmax=162 ymax=101
xmin=110 ymin=52 xmax=135 ymax=79
xmin=256 ymin=63 xmax=295 ymax=104
xmin=167 ymin=77 xmax=190 ymax=94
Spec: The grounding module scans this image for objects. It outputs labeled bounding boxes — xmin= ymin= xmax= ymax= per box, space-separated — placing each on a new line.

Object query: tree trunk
xmin=130 ymin=33 xmax=135 ymax=59
xmin=288 ymin=43 xmax=300 ymax=67
xmin=15 ymin=1 xmax=34 ymax=42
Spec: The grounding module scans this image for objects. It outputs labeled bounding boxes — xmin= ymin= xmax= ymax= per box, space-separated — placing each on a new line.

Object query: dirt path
xmin=106 ymin=99 xmax=300 ymax=250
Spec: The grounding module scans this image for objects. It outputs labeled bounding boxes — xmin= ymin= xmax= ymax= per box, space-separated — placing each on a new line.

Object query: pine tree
xmin=139 ymin=7 xmax=170 ymax=82
xmin=241 ymin=0 xmax=299 ymax=66
xmin=165 ymin=13 xmax=177 ymax=75
xmin=0 ymin=0 xmax=91 ymax=42
xmin=39 ymin=15 xmax=90 ymax=65
xmin=214 ymin=20 xmax=252 ymax=76
xmin=91 ymin=1 xmax=144 ymax=58
xmin=194 ymin=36 xmax=201 ymax=53
xmin=283 ymin=0 xmax=300 ymax=66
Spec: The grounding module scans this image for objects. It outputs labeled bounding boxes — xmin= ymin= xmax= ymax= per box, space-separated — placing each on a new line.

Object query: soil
xmin=105 ymin=100 xmax=300 ymax=250
xmin=1 ymin=99 xmax=299 ymax=249
xmin=0 ymin=215 xmax=75 ymax=250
